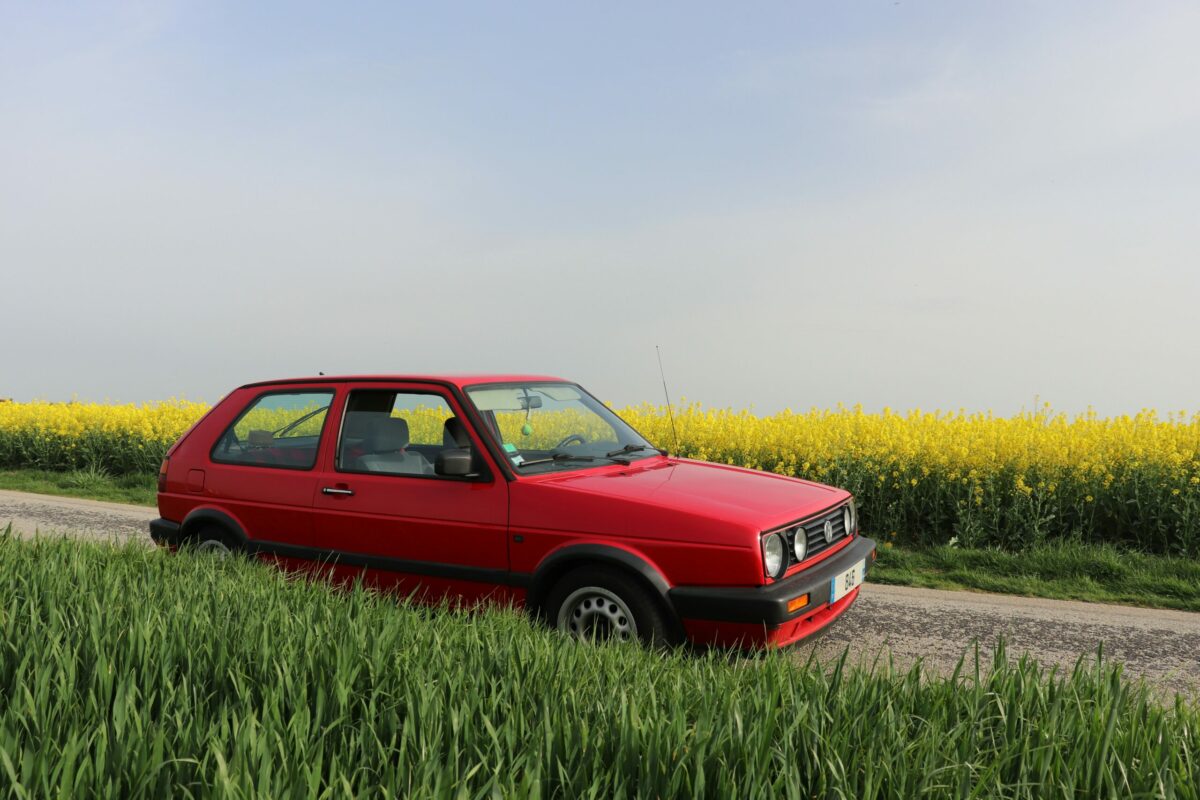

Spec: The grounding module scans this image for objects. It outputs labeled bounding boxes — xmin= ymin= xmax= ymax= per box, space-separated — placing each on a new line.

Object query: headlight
xmin=843 ymin=506 xmax=853 ymax=536
xmin=848 ymin=499 xmax=858 ymax=533
xmin=792 ymin=526 xmax=807 ymax=562
xmin=762 ymin=532 xmax=786 ymax=579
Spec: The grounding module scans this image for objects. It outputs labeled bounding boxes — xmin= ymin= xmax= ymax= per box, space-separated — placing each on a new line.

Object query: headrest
xmin=443 ymin=417 xmax=471 ymax=448
xmin=367 ymin=417 xmax=409 ymax=453
xmin=247 ymin=429 xmax=274 ymax=447
xmin=344 ymin=412 xmax=387 ymax=440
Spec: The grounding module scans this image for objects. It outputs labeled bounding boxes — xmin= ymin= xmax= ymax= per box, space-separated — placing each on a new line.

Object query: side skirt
xmin=248 ymin=538 xmax=532 ymax=588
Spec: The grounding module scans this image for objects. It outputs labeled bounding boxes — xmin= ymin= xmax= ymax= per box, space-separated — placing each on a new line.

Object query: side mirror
xmin=435 ymin=447 xmax=476 ymax=477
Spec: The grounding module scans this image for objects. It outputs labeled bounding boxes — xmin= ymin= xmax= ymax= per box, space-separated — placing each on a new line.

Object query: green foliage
xmin=871 ymin=540 xmax=1200 ymax=611
xmin=0 ymin=534 xmax=1196 ymax=798
xmin=0 ymin=469 xmax=157 ymax=506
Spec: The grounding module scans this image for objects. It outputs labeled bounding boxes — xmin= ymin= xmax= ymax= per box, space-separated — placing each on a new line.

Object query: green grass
xmin=0 ymin=467 xmax=156 ymax=506
xmin=0 ymin=531 xmax=1196 ymax=799
xmin=871 ymin=540 xmax=1200 ymax=612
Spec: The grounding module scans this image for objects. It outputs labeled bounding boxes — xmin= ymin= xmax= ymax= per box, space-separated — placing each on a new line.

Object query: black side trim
xmin=250 ymin=539 xmax=532 ymax=588
xmin=527 ymin=543 xmax=672 ymax=611
xmin=669 ymin=536 xmax=876 ymax=626
xmin=149 ymin=518 xmax=182 ymax=546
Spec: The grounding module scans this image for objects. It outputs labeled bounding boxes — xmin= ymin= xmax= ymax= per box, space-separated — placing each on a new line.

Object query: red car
xmin=150 ymin=375 xmax=875 ymax=648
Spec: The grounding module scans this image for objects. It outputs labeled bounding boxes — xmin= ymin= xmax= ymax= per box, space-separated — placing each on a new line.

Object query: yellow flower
xmin=4 ymin=398 xmax=1198 ymax=553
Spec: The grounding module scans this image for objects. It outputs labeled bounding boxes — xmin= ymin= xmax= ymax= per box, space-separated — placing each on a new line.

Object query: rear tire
xmin=545 ymin=566 xmax=675 ymax=647
xmin=192 ymin=526 xmax=239 ymax=558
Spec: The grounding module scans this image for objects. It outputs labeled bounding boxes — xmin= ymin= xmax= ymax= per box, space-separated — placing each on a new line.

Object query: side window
xmin=211 ymin=391 xmax=333 ymax=470
xmin=338 ymin=390 xmax=463 ymax=477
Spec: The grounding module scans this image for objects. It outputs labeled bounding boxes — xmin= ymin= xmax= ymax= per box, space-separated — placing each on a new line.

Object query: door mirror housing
xmin=436 ymin=448 xmax=476 ymax=477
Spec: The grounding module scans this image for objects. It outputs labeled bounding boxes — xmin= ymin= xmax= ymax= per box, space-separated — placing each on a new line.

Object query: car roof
xmin=238 ymin=374 xmax=570 ymax=390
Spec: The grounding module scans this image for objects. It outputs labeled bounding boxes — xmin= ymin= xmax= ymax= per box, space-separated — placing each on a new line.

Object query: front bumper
xmin=668 ymin=534 xmax=876 ymax=636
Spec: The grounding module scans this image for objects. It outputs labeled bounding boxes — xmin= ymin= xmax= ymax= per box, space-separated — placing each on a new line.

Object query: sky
xmin=3 ymin=2 xmax=1199 ymax=415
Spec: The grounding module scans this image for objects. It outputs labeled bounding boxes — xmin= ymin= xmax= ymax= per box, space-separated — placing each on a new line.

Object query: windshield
xmin=464 ymin=383 xmax=660 ymax=474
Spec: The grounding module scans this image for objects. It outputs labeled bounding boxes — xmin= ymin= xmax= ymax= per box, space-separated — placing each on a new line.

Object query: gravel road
xmin=0 ymin=489 xmax=157 ymax=541
xmin=3 ymin=489 xmax=1198 ymax=696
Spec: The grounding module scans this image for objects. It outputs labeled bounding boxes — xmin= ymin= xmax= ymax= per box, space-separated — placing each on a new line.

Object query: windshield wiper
xmin=519 ymin=450 xmax=638 ymax=468
xmin=605 ymin=444 xmax=656 ymax=458
xmin=518 ymin=453 xmax=599 ymax=467
xmin=273 ymin=405 xmax=331 ymax=438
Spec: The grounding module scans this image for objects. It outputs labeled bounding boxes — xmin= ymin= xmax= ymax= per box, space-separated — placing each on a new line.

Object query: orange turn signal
xmin=787 ymin=594 xmax=810 ymax=613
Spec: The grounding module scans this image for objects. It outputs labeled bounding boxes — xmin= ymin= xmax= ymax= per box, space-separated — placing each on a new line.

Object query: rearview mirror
xmin=435 ymin=447 xmax=476 ymax=477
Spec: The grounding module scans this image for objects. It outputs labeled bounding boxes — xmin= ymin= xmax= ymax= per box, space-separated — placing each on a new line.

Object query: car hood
xmin=511 ymin=456 xmax=848 ymax=546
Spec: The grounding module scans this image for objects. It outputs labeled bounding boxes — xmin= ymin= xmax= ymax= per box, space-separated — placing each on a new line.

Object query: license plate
xmin=829 ymin=559 xmax=866 ymax=604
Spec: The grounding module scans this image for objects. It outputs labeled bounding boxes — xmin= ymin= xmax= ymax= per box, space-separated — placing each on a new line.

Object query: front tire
xmin=545 ymin=566 xmax=674 ymax=647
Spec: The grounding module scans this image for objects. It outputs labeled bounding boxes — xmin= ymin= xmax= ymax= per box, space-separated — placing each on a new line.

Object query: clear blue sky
xmin=3 ymin=2 xmax=1198 ymax=413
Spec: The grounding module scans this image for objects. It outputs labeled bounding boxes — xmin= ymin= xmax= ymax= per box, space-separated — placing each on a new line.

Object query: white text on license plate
xmin=829 ymin=559 xmax=866 ymax=604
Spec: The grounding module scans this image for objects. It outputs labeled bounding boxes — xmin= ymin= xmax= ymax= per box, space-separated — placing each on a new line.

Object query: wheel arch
xmin=526 ymin=543 xmax=673 ymax=619
xmin=180 ymin=507 xmax=249 ymax=547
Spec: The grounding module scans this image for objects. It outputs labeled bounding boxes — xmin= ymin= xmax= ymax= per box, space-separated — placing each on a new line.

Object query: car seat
xmin=358 ymin=417 xmax=434 ymax=475
xmin=340 ymin=411 xmax=389 ymax=468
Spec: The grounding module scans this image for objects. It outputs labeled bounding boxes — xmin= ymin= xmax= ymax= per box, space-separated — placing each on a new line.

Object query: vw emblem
xmin=823 ymin=520 xmax=834 ymax=544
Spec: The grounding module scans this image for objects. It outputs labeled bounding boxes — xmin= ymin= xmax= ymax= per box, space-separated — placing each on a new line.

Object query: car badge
xmin=823 ymin=520 xmax=834 ymax=544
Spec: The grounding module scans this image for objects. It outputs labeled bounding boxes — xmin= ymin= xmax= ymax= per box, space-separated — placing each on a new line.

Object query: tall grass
xmin=0 ymin=468 xmax=157 ymax=506
xmin=871 ymin=539 xmax=1200 ymax=611
xmin=0 ymin=532 xmax=1195 ymax=798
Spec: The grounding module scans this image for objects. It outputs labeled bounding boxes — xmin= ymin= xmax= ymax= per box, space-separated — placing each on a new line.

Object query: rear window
xmin=211 ymin=390 xmax=334 ymax=470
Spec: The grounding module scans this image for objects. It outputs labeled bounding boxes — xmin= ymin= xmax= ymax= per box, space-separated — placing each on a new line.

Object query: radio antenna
xmin=656 ymin=345 xmax=680 ymax=454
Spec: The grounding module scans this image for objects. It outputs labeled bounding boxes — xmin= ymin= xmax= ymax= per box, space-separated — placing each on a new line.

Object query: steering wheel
xmin=555 ymin=434 xmax=588 ymax=449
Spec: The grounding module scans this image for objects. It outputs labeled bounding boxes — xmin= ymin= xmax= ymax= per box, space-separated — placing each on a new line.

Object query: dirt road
xmin=0 ymin=489 xmax=157 ymax=541
xmin=3 ymin=488 xmax=1198 ymax=696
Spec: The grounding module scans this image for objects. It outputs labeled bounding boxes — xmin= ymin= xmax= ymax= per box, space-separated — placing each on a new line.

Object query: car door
xmin=309 ymin=382 xmax=512 ymax=604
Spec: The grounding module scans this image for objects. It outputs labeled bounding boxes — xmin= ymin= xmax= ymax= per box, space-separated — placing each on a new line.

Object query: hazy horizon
xmin=4 ymin=2 xmax=1199 ymax=416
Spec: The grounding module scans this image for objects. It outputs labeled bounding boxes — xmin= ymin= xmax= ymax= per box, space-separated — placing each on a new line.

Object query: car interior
xmin=212 ymin=394 xmax=333 ymax=470
xmin=337 ymin=391 xmax=474 ymax=477
xmin=212 ymin=390 xmax=477 ymax=476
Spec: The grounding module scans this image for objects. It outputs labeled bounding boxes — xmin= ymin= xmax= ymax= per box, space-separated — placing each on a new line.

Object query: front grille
xmin=780 ymin=505 xmax=850 ymax=569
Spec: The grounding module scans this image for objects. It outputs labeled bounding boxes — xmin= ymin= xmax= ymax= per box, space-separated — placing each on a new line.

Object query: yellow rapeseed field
xmin=2 ymin=399 xmax=1198 ymax=553
xmin=0 ymin=399 xmax=210 ymax=476
xmin=625 ymin=403 xmax=1200 ymax=553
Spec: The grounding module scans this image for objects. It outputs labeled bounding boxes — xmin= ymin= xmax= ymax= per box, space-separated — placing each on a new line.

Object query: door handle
xmin=322 ymin=486 xmax=354 ymax=496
